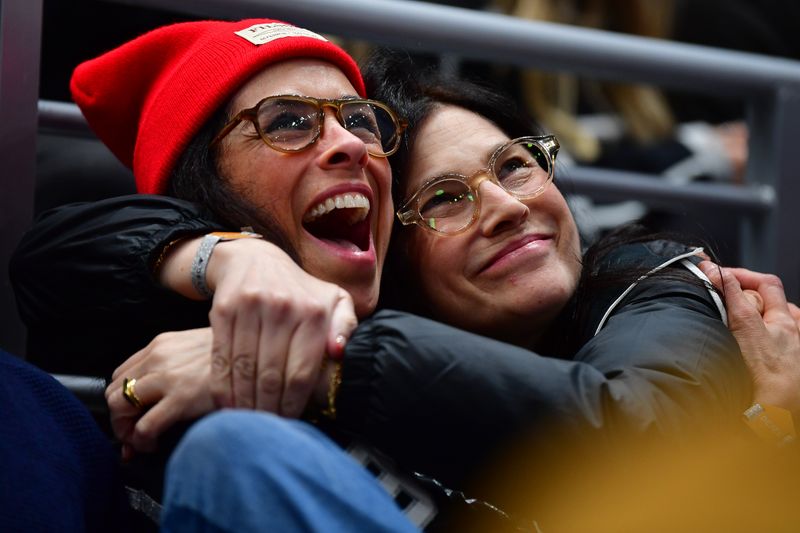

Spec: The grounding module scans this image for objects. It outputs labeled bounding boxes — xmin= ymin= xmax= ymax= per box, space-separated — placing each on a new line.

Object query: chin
xmin=510 ymin=279 xmax=575 ymax=320
xmin=348 ymin=285 xmax=379 ymax=319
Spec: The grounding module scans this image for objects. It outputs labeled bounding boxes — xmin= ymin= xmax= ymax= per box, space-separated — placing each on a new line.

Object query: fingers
xmin=229 ymin=308 xmax=261 ymax=410
xmin=742 ymin=289 xmax=765 ymax=316
xmin=789 ymin=303 xmax=800 ymax=325
xmin=717 ymin=267 xmax=759 ymax=320
xmin=129 ymin=398 xmax=184 ymax=453
xmin=107 ymin=329 xmax=217 ymax=452
xmin=701 ymin=264 xmax=764 ymax=331
xmin=698 ymin=260 xmax=723 ymax=292
xmin=279 ymin=287 xmax=357 ymax=415
xmin=719 ymin=267 xmax=776 ymax=291
xmin=106 ymin=373 xmax=161 ymax=443
xmin=754 ymin=275 xmax=790 ymax=322
xmin=109 ymin=375 xmax=197 ymax=453
xmin=112 ymin=345 xmax=150 ymax=382
xmin=699 ymin=262 xmax=782 ymax=319
xmin=209 ymin=304 xmax=235 ymax=408
xmin=208 ymin=282 xmax=351 ymax=414
xmin=727 ymin=267 xmax=794 ymax=324
xmin=106 ymin=373 xmax=158 ymax=420
xmin=280 ymin=308 xmax=327 ymax=418
xmin=693 ymin=263 xmax=800 ymax=413
xmin=327 ymin=290 xmax=357 ymax=359
xmin=254 ymin=317 xmax=290 ymax=413
xmin=201 ymin=242 xmax=356 ymax=416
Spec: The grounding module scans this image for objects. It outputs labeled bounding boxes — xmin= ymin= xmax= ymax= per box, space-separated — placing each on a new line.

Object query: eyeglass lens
xmin=256 ymin=98 xmax=399 ymax=154
xmin=416 ymin=139 xmax=551 ymax=232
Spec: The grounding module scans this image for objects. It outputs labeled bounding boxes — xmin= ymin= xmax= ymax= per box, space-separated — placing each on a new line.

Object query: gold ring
xmin=122 ymin=377 xmax=143 ymax=408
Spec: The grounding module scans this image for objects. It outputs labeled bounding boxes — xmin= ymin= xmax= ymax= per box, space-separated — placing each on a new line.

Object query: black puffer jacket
xmin=11 ymin=196 xmax=223 ymax=377
xmin=10 ymin=195 xmax=750 ymax=503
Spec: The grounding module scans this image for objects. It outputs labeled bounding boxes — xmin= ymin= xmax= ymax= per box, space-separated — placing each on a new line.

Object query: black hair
xmin=559 ymin=222 xmax=717 ymax=355
xmin=167 ymin=106 xmax=300 ymax=265
xmin=363 ymin=49 xmax=715 ymax=352
xmin=364 ymin=49 xmax=543 ymax=204
xmin=364 ymin=49 xmax=564 ymax=321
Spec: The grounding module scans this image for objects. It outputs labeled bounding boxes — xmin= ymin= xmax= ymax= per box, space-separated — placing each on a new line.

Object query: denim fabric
xmin=161 ymin=410 xmax=420 ymax=532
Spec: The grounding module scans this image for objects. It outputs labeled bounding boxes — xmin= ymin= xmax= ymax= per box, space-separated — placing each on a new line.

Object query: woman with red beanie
xmin=64 ymin=17 xmax=403 ymax=415
xmin=17 ymin=17 xmax=421 ymax=532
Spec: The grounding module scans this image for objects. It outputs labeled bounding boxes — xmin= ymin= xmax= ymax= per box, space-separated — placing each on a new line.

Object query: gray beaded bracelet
xmin=190 ymin=231 xmax=262 ymax=299
xmin=191 ymin=234 xmax=223 ymax=299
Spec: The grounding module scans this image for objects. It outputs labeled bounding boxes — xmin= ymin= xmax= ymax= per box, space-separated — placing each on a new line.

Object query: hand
xmin=206 ymin=239 xmax=356 ymax=416
xmin=157 ymin=237 xmax=356 ymax=417
xmin=105 ymin=328 xmax=216 ymax=455
xmin=699 ymin=262 xmax=800 ymax=415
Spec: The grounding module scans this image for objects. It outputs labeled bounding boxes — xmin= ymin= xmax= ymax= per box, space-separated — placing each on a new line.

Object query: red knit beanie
xmin=70 ymin=19 xmax=365 ymax=194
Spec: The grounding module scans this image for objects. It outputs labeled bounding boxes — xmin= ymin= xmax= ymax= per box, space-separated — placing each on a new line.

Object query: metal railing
xmin=103 ymin=0 xmax=800 ymax=300
xmin=2 ymin=0 xmax=800 ymax=352
xmin=0 ymin=0 xmax=43 ymax=355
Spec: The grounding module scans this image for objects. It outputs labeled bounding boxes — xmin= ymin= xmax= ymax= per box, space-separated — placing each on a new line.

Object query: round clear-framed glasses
xmin=210 ymin=94 xmax=407 ymax=157
xmin=396 ymin=135 xmax=560 ymax=235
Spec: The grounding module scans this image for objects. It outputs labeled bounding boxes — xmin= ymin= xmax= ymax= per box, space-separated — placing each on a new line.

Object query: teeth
xmin=304 ymin=193 xmax=370 ymax=223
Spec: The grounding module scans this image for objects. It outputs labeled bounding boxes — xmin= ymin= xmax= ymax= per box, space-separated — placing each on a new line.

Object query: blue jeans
xmin=161 ymin=410 xmax=421 ymax=532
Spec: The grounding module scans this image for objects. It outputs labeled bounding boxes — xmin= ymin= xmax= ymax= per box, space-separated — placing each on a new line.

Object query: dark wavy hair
xmin=363 ymin=49 xmax=714 ymax=353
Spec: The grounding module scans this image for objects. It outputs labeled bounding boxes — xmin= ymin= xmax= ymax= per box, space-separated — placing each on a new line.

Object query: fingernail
xmin=330 ymin=335 xmax=347 ymax=359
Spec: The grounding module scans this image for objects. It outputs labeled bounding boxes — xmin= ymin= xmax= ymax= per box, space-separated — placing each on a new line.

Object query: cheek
xmin=407 ymin=233 xmax=468 ymax=300
xmin=537 ymin=190 xmax=580 ymax=247
xmin=223 ymin=149 xmax=300 ymax=228
xmin=372 ymin=159 xmax=392 ymax=194
xmin=551 ymin=198 xmax=582 ymax=287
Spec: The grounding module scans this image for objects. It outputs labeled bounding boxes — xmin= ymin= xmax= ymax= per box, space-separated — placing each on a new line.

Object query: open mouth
xmin=302 ymin=192 xmax=371 ymax=252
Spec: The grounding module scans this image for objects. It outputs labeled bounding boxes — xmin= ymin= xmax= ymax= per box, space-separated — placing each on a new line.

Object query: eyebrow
xmin=422 ymin=139 xmax=509 ymax=182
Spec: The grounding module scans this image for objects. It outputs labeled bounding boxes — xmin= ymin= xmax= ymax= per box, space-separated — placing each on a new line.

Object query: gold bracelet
xmin=743 ymin=403 xmax=796 ymax=447
xmin=151 ymin=236 xmax=189 ymax=275
xmin=320 ymin=359 xmax=343 ymax=421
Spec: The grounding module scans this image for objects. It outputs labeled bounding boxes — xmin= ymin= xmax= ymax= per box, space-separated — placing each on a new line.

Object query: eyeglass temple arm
xmin=396 ymin=208 xmax=418 ymax=225
xmin=210 ymin=112 xmax=248 ymax=147
xmin=539 ymin=136 xmax=560 ymax=158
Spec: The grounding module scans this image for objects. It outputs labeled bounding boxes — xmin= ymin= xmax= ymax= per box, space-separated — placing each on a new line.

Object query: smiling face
xmin=217 ymin=59 xmax=393 ymax=317
xmin=400 ymin=106 xmax=582 ymax=345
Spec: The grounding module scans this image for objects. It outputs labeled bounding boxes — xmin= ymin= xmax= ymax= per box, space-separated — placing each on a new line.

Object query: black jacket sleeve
xmin=335 ymin=270 xmax=750 ymax=488
xmin=9 ymin=195 xmax=225 ymax=376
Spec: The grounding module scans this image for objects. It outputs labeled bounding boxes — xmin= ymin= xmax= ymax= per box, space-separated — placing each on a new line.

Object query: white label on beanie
xmin=235 ymin=23 xmax=328 ymax=46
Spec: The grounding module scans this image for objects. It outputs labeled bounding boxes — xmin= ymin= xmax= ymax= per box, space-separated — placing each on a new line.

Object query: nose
xmin=316 ymin=110 xmax=369 ymax=170
xmin=476 ymin=180 xmax=529 ymax=237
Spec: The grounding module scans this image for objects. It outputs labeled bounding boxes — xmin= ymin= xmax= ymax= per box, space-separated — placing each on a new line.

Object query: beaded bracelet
xmin=320 ymin=359 xmax=343 ymax=421
xmin=190 ymin=231 xmax=261 ymax=299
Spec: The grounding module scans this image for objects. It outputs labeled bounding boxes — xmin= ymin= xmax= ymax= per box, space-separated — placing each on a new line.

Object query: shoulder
xmin=582 ymin=238 xmax=723 ymax=338
xmin=597 ymin=239 xmax=701 ymax=272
